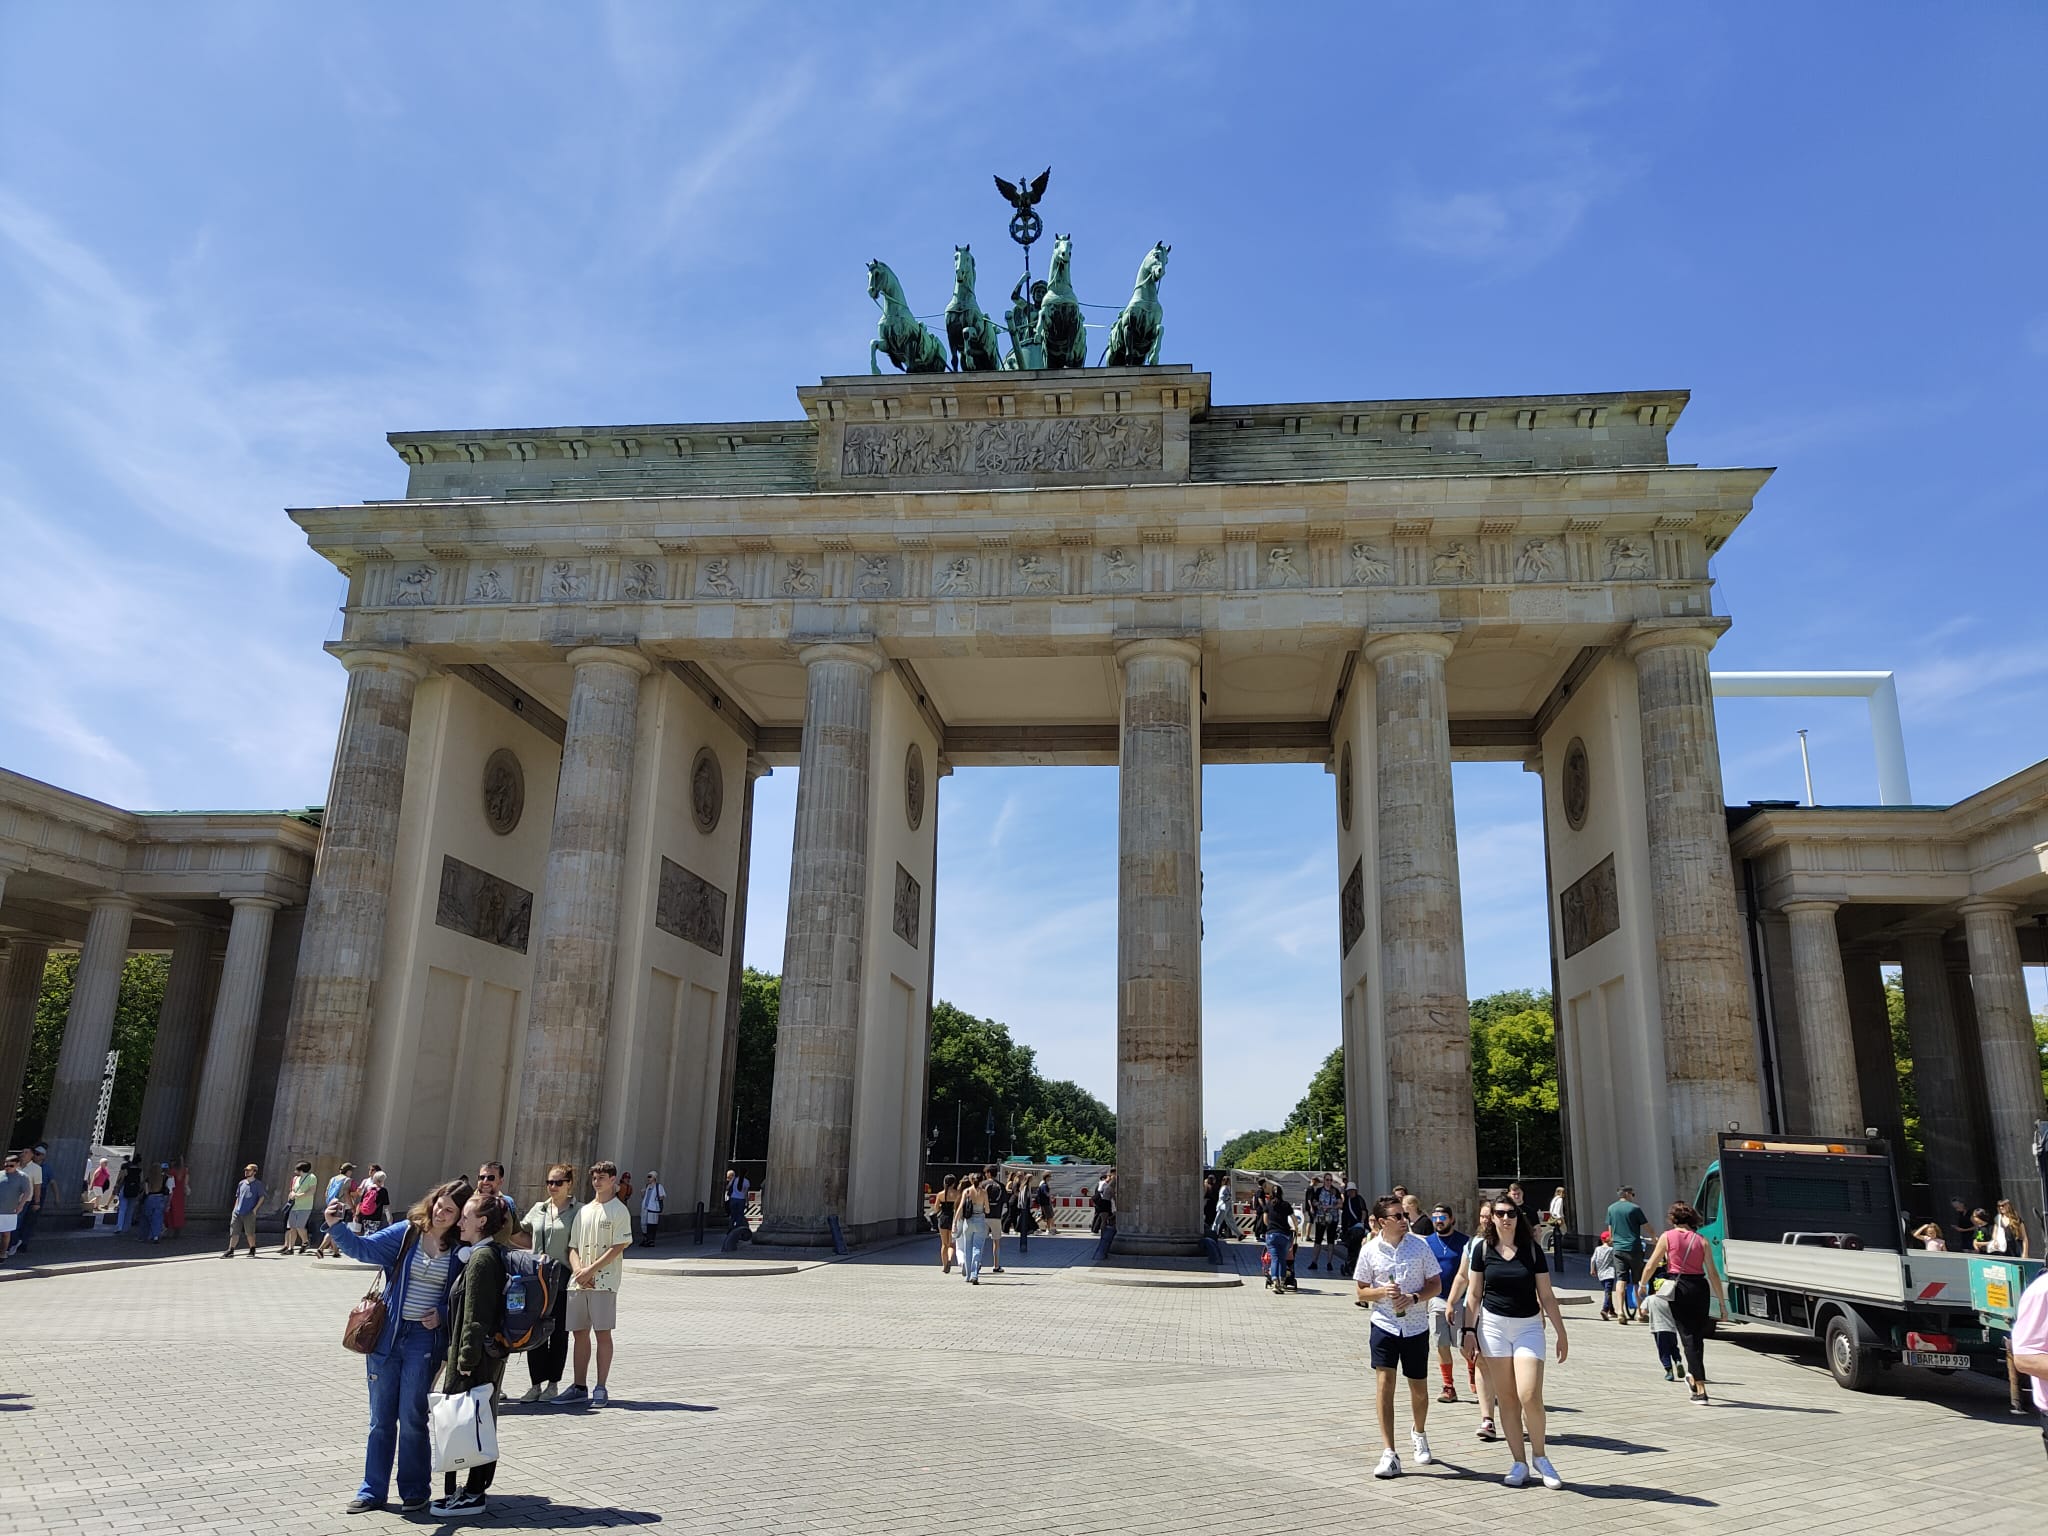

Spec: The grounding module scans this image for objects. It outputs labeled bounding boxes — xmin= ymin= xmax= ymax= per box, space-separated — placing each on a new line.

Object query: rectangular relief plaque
xmin=434 ymin=855 xmax=533 ymax=954
xmin=841 ymin=416 xmax=1163 ymax=479
xmin=1559 ymin=853 xmax=1619 ymax=959
xmin=1340 ymin=857 xmax=1365 ymax=958
xmin=893 ymin=863 xmax=921 ymax=947
xmin=656 ymin=856 xmax=728 ymax=956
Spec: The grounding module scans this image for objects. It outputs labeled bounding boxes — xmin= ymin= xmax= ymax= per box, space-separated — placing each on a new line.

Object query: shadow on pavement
xmin=0 ymin=1393 xmax=29 ymax=1412
xmin=1545 ymin=1431 xmax=1665 ymax=1454
xmin=478 ymin=1495 xmax=660 ymax=1525
xmin=1567 ymin=1484 xmax=1716 ymax=1505
xmin=600 ymin=1401 xmax=718 ymax=1413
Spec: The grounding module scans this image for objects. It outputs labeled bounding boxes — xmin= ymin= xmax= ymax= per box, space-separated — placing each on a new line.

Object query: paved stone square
xmin=0 ymin=1228 xmax=2033 ymax=1534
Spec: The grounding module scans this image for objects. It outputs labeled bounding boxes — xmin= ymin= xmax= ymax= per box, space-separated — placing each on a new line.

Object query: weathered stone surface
xmin=509 ymin=646 xmax=650 ymax=1191
xmin=0 ymin=934 xmax=50 ymax=1148
xmin=1113 ymin=637 xmax=1204 ymax=1254
xmin=132 ymin=922 xmax=218 ymax=1165
xmin=265 ymin=650 xmax=426 ymax=1183
xmin=760 ymin=643 xmax=886 ymax=1241
xmin=1364 ymin=631 xmax=1475 ymax=1213
xmin=43 ymin=894 xmax=137 ymax=1203
xmin=1959 ymin=901 xmax=2045 ymax=1204
xmin=1842 ymin=948 xmax=1905 ymax=1153
xmin=182 ymin=898 xmax=281 ymax=1216
xmin=1780 ymin=900 xmax=1862 ymax=1137
xmin=1626 ymin=623 xmax=1761 ymax=1194
xmin=1898 ymin=929 xmax=1977 ymax=1199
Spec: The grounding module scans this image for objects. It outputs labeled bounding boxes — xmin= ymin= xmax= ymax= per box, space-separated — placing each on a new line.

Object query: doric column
xmin=712 ymin=752 xmax=772 ymax=1173
xmin=43 ymin=894 xmax=138 ymax=1202
xmin=760 ymin=643 xmax=887 ymax=1242
xmin=181 ymin=899 xmax=282 ymax=1217
xmin=265 ymin=650 xmax=428 ymax=1179
xmin=1112 ymin=637 xmax=1205 ymax=1253
xmin=1626 ymin=623 xmax=1762 ymax=1195
xmin=1958 ymin=901 xmax=2046 ymax=1205
xmin=1898 ymin=928 xmax=1976 ymax=1202
xmin=1365 ymin=630 xmax=1476 ymax=1207
xmin=0 ymin=937 xmax=52 ymax=1141
xmin=509 ymin=646 xmax=652 ymax=1189
xmin=1842 ymin=947 xmax=1904 ymax=1152
xmin=133 ymin=921 xmax=218 ymax=1164
xmin=1780 ymin=902 xmax=1862 ymax=1136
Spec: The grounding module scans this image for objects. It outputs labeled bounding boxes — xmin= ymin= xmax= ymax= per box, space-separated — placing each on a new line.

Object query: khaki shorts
xmin=566 ymin=1288 xmax=618 ymax=1333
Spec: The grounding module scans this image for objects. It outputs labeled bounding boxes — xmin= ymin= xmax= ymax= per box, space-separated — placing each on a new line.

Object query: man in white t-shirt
xmin=1354 ymin=1196 xmax=1442 ymax=1479
xmin=17 ymin=1146 xmax=45 ymax=1254
xmin=556 ymin=1162 xmax=633 ymax=1408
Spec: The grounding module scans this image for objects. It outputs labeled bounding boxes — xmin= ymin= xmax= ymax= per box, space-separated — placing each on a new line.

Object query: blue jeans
xmin=142 ymin=1194 xmax=165 ymax=1241
xmin=116 ymin=1196 xmax=133 ymax=1232
xmin=362 ymin=1320 xmax=439 ymax=1504
xmin=959 ymin=1218 xmax=986 ymax=1281
xmin=1266 ymin=1229 xmax=1290 ymax=1286
xmin=726 ymin=1196 xmax=747 ymax=1230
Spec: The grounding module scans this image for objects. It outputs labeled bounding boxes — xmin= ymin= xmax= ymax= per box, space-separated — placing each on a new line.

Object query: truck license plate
xmin=1903 ymin=1350 xmax=1969 ymax=1369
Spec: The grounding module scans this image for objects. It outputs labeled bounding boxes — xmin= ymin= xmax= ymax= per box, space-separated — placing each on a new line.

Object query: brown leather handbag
xmin=342 ymin=1226 xmax=414 ymax=1354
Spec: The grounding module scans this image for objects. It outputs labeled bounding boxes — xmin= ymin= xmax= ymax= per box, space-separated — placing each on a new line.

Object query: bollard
xmin=827 ymin=1216 xmax=849 ymax=1256
xmin=694 ymin=1201 xmax=705 ymax=1247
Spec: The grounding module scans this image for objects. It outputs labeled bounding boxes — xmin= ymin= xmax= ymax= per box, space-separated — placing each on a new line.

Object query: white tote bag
xmin=428 ymin=1384 xmax=498 ymax=1474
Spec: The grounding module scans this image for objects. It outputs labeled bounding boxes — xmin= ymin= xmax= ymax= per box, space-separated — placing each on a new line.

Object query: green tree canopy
xmin=13 ymin=950 xmax=168 ymax=1147
xmin=1470 ymin=989 xmax=1560 ymax=1176
xmin=1214 ymin=1127 xmax=1279 ymax=1170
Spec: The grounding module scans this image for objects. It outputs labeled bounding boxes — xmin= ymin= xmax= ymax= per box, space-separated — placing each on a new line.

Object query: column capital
xmin=564 ymin=644 xmax=652 ymax=677
xmin=744 ymin=751 xmax=775 ymax=783
xmin=1956 ymin=898 xmax=2019 ymax=922
xmin=87 ymin=893 xmax=140 ymax=913
xmin=1114 ymin=636 xmax=1202 ymax=670
xmin=334 ymin=646 xmax=431 ymax=682
xmin=1779 ymin=897 xmax=1842 ymax=918
xmin=1361 ymin=627 xmax=1456 ymax=665
xmin=795 ymin=640 xmax=888 ymax=674
xmin=1621 ymin=617 xmax=1732 ymax=661
xmin=226 ymin=895 xmax=284 ymax=913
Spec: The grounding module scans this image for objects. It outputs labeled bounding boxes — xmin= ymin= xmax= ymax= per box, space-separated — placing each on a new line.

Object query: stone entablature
xmin=382 ymin=368 xmax=1689 ymax=503
xmin=1730 ymin=757 xmax=2048 ymax=915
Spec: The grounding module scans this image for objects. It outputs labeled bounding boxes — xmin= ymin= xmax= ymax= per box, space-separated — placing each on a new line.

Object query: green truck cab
xmin=1693 ymin=1132 xmax=2037 ymax=1391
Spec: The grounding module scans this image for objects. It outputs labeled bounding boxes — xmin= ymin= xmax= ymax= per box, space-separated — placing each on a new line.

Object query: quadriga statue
xmin=1101 ymin=242 xmax=1170 ymax=367
xmin=1035 ymin=233 xmax=1088 ymax=370
xmin=867 ymin=259 xmax=949 ymax=375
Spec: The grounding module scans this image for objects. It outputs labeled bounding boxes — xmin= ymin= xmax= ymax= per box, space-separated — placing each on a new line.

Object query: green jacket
xmin=439 ymin=1238 xmax=506 ymax=1395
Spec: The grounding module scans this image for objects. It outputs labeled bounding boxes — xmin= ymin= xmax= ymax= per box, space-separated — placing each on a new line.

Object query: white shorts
xmin=0 ymin=1213 xmax=16 ymax=1233
xmin=1478 ymin=1310 xmax=1546 ymax=1361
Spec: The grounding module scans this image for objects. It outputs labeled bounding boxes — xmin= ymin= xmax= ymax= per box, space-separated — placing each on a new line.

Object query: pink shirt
xmin=2012 ymin=1270 xmax=2048 ymax=1413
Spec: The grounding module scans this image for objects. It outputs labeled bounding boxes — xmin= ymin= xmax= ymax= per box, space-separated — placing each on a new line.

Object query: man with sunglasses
xmin=1354 ymin=1196 xmax=1441 ymax=1477
xmin=1421 ymin=1204 xmax=1470 ymax=1402
xmin=470 ymin=1161 xmax=529 ymax=1254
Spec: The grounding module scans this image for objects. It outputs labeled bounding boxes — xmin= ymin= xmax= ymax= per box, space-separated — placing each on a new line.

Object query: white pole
xmin=1797 ymin=729 xmax=1816 ymax=806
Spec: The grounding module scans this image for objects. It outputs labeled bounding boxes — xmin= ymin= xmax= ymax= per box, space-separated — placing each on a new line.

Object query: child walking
xmin=1641 ymin=1277 xmax=1683 ymax=1380
xmin=1592 ymin=1230 xmax=1622 ymax=1321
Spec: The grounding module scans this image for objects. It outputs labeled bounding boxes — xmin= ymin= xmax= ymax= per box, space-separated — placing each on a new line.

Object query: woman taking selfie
xmin=325 ymin=1177 xmax=471 ymax=1514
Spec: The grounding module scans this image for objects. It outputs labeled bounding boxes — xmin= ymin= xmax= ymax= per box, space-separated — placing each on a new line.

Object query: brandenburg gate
xmin=261 ymin=361 xmax=1774 ymax=1247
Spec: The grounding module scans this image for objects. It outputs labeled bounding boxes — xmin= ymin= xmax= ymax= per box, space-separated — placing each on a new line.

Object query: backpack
xmin=984 ymin=1181 xmax=1007 ymax=1219
xmin=493 ymin=1246 xmax=570 ymax=1354
xmin=358 ymin=1186 xmax=381 ymax=1218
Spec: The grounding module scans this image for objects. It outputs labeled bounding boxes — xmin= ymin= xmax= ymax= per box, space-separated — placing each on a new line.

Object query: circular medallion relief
xmin=482 ymin=748 xmax=524 ymax=836
xmin=1338 ymin=742 xmax=1354 ymax=832
xmin=1562 ymin=737 xmax=1591 ymax=831
xmin=905 ymin=742 xmax=925 ymax=832
xmin=690 ymin=746 xmax=724 ymax=834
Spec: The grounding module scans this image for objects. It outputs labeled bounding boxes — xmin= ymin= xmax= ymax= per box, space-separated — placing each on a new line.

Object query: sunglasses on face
xmin=546 ymin=1178 xmax=567 ymax=1186
xmin=1492 ymin=1209 xmax=1518 ymax=1220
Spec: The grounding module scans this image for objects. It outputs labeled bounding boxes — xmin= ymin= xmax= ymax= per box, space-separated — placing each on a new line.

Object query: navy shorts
xmin=1370 ymin=1328 xmax=1431 ymax=1378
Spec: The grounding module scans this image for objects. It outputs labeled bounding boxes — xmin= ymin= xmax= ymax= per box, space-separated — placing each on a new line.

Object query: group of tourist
xmin=1911 ymin=1195 xmax=2033 ymax=1255
xmin=931 ymin=1165 xmax=1066 ymax=1281
xmin=0 ymin=1144 xmax=45 ymax=1261
xmin=313 ymin=1157 xmax=637 ymax=1519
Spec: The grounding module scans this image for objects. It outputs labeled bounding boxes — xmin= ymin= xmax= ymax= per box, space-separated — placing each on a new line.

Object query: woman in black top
xmin=935 ymin=1175 xmax=959 ymax=1274
xmin=1460 ymin=1198 xmax=1570 ymax=1489
xmin=1263 ymin=1192 xmax=1294 ymax=1294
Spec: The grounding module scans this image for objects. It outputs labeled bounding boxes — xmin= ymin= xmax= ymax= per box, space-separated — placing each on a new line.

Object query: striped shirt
xmin=400 ymin=1245 xmax=453 ymax=1321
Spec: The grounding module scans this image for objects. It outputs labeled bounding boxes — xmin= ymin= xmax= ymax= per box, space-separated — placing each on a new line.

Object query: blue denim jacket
xmin=327 ymin=1219 xmax=455 ymax=1359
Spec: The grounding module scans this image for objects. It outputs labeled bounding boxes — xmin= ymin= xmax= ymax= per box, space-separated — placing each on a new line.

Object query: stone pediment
xmin=798 ymin=364 xmax=1206 ymax=492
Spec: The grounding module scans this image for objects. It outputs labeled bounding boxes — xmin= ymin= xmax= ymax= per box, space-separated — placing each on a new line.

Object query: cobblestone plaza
xmin=1 ymin=1234 xmax=2030 ymax=1534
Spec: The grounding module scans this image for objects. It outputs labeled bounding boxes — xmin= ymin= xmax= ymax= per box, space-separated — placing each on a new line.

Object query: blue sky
xmin=3 ymin=5 xmax=2045 ymax=1150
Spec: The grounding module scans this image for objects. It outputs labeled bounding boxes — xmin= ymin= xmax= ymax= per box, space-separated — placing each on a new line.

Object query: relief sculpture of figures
xmin=944 ymin=245 xmax=1003 ymax=372
xmin=781 ymin=558 xmax=819 ymax=595
xmin=934 ymin=556 xmax=976 ymax=596
xmin=1180 ymin=547 xmax=1220 ymax=586
xmin=1101 ymin=547 xmax=1137 ymax=588
xmin=469 ymin=566 xmax=506 ymax=602
xmin=1432 ymin=542 xmax=1475 ymax=583
xmin=700 ymin=557 xmax=739 ymax=597
xmin=1349 ymin=543 xmax=1390 ymax=583
xmin=393 ymin=565 xmax=436 ymax=605
xmin=620 ymin=559 xmax=662 ymax=600
xmin=1100 ymin=242 xmax=1170 ymax=367
xmin=1035 ymin=234 xmax=1088 ymax=370
xmin=1015 ymin=553 xmax=1059 ymax=593
xmin=1514 ymin=538 xmax=1555 ymax=581
xmin=867 ymin=258 xmax=948 ymax=375
xmin=856 ymin=555 xmax=893 ymax=597
xmin=548 ymin=561 xmax=586 ymax=601
xmin=1266 ymin=547 xmax=1306 ymax=587
xmin=1607 ymin=536 xmax=1655 ymax=579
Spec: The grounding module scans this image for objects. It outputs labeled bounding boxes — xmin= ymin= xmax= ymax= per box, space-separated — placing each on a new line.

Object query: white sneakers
xmin=1503 ymin=1461 xmax=1529 ymax=1488
xmin=1373 ymin=1449 xmax=1401 ymax=1479
xmin=1411 ymin=1432 xmax=1433 ymax=1466
xmin=517 ymin=1381 xmax=550 ymax=1404
xmin=1533 ymin=1455 xmax=1564 ymax=1489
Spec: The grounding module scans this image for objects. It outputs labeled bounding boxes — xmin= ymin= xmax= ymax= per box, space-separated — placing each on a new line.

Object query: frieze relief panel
xmin=841 ymin=415 xmax=1163 ymax=479
xmin=1559 ymin=853 xmax=1620 ymax=959
xmin=655 ymin=856 xmax=728 ymax=957
xmin=893 ymin=863 xmax=922 ymax=947
xmin=1340 ymin=858 xmax=1366 ymax=958
xmin=435 ymin=855 xmax=533 ymax=954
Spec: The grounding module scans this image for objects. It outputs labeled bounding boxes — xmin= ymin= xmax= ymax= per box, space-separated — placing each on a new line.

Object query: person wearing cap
xmin=1422 ymin=1203 xmax=1470 ymax=1402
xmin=638 ymin=1170 xmax=666 ymax=1246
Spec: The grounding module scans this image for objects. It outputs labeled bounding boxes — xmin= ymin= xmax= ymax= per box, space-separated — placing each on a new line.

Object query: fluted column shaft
xmin=183 ymin=899 xmax=283 ymax=1217
xmin=133 ymin=922 xmax=218 ymax=1165
xmin=0 ymin=937 xmax=51 ymax=1143
xmin=1113 ymin=638 xmax=1205 ymax=1252
xmin=44 ymin=895 xmax=138 ymax=1202
xmin=510 ymin=647 xmax=651 ymax=1190
xmin=266 ymin=651 xmax=427 ymax=1179
xmin=1781 ymin=901 xmax=1862 ymax=1136
xmin=1959 ymin=901 xmax=2045 ymax=1205
xmin=761 ymin=644 xmax=886 ymax=1238
xmin=1627 ymin=624 xmax=1762 ymax=1196
xmin=1842 ymin=948 xmax=1904 ymax=1152
xmin=712 ymin=753 xmax=771 ymax=1174
xmin=1366 ymin=631 xmax=1476 ymax=1207
xmin=1899 ymin=929 xmax=1976 ymax=1202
